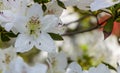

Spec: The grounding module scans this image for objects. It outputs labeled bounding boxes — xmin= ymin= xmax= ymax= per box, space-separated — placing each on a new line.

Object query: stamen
xmin=39 ymin=43 xmax=41 ymax=45
xmin=29 ymin=41 xmax=31 ymax=45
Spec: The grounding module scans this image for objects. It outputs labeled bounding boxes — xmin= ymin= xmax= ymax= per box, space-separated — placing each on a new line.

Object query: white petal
xmin=15 ymin=34 xmax=34 ymax=53
xmin=4 ymin=22 xmax=14 ymax=31
xmin=46 ymin=1 xmax=63 ymax=16
xmin=0 ymin=10 xmax=14 ymax=22
xmin=89 ymin=64 xmax=110 ymax=73
xmin=117 ymin=66 xmax=120 ymax=73
xmin=89 ymin=67 xmax=97 ymax=73
xmin=66 ymin=62 xmax=82 ymax=73
xmin=82 ymin=70 xmax=89 ymax=73
xmin=27 ymin=3 xmax=43 ymax=19
xmin=9 ymin=56 xmax=28 ymax=73
xmin=28 ymin=64 xmax=47 ymax=73
xmin=55 ymin=52 xmax=67 ymax=69
xmin=35 ymin=33 xmax=56 ymax=52
xmin=90 ymin=0 xmax=120 ymax=11
xmin=48 ymin=52 xmax=67 ymax=70
xmin=41 ymin=15 xmax=61 ymax=33
xmin=96 ymin=64 xmax=110 ymax=73
xmin=14 ymin=15 xmax=27 ymax=33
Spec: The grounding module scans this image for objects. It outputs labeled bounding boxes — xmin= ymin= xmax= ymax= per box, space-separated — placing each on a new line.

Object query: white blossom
xmin=0 ymin=46 xmax=16 ymax=73
xmin=0 ymin=0 xmax=28 ymax=32
xmin=15 ymin=3 xmax=62 ymax=53
xmin=90 ymin=0 xmax=120 ymax=11
xmin=7 ymin=56 xmax=47 ymax=73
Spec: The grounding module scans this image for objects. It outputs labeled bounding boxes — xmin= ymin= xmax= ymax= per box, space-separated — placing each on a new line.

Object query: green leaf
xmin=6 ymin=32 xmax=17 ymax=37
xmin=114 ymin=3 xmax=120 ymax=11
xmin=34 ymin=0 xmax=50 ymax=3
xmin=1 ymin=33 xmax=10 ymax=42
xmin=34 ymin=0 xmax=39 ymax=2
xmin=42 ymin=4 xmax=47 ymax=12
xmin=49 ymin=33 xmax=63 ymax=40
xmin=103 ymin=18 xmax=114 ymax=39
xmin=57 ymin=0 xmax=66 ymax=9
xmin=115 ymin=17 xmax=120 ymax=22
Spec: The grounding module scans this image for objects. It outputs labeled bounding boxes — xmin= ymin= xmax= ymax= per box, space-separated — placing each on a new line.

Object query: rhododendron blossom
xmin=15 ymin=3 xmax=62 ymax=53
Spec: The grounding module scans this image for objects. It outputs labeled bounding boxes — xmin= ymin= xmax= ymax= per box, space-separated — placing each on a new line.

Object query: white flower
xmin=15 ymin=3 xmax=62 ymax=53
xmin=0 ymin=46 xmax=16 ymax=73
xmin=7 ymin=56 xmax=47 ymax=73
xmin=66 ymin=62 xmax=82 ymax=73
xmin=0 ymin=0 xmax=28 ymax=32
xmin=45 ymin=1 xmax=64 ymax=16
xmin=90 ymin=0 xmax=120 ymax=11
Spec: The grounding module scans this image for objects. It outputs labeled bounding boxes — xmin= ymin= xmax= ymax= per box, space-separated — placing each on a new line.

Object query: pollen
xmin=27 ymin=16 xmax=41 ymax=35
xmin=2 ymin=53 xmax=11 ymax=64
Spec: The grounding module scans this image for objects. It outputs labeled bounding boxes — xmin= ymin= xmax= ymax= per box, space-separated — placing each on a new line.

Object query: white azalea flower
xmin=15 ymin=3 xmax=62 ymax=53
xmin=66 ymin=62 xmax=82 ymax=73
xmin=0 ymin=46 xmax=16 ymax=73
xmin=90 ymin=0 xmax=120 ymax=11
xmin=45 ymin=1 xmax=63 ymax=16
xmin=0 ymin=0 xmax=28 ymax=32
xmin=7 ymin=56 xmax=47 ymax=73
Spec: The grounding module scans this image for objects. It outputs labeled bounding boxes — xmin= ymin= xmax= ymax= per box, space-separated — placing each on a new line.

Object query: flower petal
xmin=90 ymin=0 xmax=120 ymax=11
xmin=0 ymin=10 xmax=14 ymax=22
xmin=41 ymin=15 xmax=61 ymax=34
xmin=4 ymin=22 xmax=14 ymax=31
xmin=27 ymin=3 xmax=43 ymax=19
xmin=28 ymin=64 xmax=47 ymax=73
xmin=15 ymin=34 xmax=34 ymax=53
xmin=66 ymin=62 xmax=82 ymax=73
xmin=8 ymin=56 xmax=28 ymax=73
xmin=35 ymin=33 xmax=56 ymax=52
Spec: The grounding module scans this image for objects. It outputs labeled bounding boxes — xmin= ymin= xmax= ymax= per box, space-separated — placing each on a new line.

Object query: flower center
xmin=0 ymin=1 xmax=6 ymax=10
xmin=2 ymin=53 xmax=11 ymax=64
xmin=26 ymin=16 xmax=41 ymax=37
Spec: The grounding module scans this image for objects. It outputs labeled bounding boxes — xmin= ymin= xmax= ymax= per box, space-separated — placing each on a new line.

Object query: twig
xmin=62 ymin=25 xmax=100 ymax=36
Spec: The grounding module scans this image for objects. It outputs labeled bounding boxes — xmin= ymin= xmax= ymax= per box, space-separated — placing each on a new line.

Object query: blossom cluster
xmin=0 ymin=0 xmax=120 ymax=73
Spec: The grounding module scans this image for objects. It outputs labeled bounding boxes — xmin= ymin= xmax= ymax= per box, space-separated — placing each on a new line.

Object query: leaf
xmin=57 ymin=0 xmax=66 ymax=9
xmin=49 ymin=33 xmax=63 ymax=40
xmin=102 ymin=62 xmax=117 ymax=71
xmin=34 ymin=0 xmax=49 ymax=3
xmin=1 ymin=33 xmax=10 ymax=42
xmin=115 ymin=17 xmax=120 ymax=22
xmin=103 ymin=18 xmax=114 ymax=39
xmin=42 ymin=4 xmax=47 ymax=12
xmin=6 ymin=32 xmax=17 ymax=37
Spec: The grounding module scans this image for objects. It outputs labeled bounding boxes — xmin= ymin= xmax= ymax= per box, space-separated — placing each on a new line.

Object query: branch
xmin=62 ymin=25 xmax=100 ymax=36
